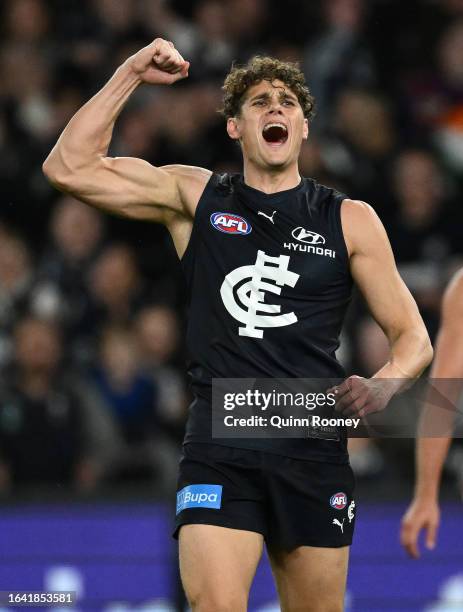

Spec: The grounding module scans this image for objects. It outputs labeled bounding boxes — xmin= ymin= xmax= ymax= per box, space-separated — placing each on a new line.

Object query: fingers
xmin=331 ymin=376 xmax=392 ymax=417
xmin=334 ymin=391 xmax=366 ymax=415
xmin=332 ymin=376 xmax=368 ymax=415
xmin=425 ymin=521 xmax=438 ymax=550
xmin=400 ymin=519 xmax=420 ymax=559
xmin=328 ymin=376 xmax=356 ymax=400
xmin=169 ymin=61 xmax=190 ymax=83
xmin=152 ymin=38 xmax=187 ymax=74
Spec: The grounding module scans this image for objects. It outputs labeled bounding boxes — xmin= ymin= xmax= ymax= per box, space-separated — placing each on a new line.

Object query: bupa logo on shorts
xmin=176 ymin=484 xmax=223 ymax=514
xmin=330 ymin=492 xmax=347 ymax=510
xmin=210 ymin=212 xmax=252 ymax=235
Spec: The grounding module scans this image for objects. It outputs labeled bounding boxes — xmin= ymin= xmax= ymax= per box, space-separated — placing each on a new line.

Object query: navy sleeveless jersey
xmin=180 ymin=173 xmax=353 ymax=462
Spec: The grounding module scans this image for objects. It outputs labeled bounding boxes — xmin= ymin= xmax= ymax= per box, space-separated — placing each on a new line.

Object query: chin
xmin=263 ymin=155 xmax=292 ymax=169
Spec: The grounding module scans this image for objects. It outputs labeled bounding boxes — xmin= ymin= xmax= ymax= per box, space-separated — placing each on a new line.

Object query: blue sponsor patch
xmin=176 ymin=484 xmax=223 ymax=514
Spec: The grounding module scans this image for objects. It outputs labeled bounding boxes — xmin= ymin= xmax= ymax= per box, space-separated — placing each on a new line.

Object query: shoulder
xmin=302 ymin=177 xmax=346 ymax=202
xmin=161 ymin=165 xmax=213 ymax=218
xmin=340 ymin=198 xmax=378 ymax=222
xmin=340 ymin=199 xmax=389 ymax=257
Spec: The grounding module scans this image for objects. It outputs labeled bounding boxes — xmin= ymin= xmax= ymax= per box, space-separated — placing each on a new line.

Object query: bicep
xmin=343 ymin=200 xmax=424 ymax=341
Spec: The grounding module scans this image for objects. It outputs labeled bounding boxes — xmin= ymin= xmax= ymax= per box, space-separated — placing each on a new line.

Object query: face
xmin=52 ymin=197 xmax=103 ymax=262
xmin=14 ymin=319 xmax=61 ymax=373
xmin=394 ymin=151 xmax=443 ymax=221
xmin=227 ymin=79 xmax=308 ymax=171
xmin=100 ymin=330 xmax=138 ymax=382
xmin=135 ymin=306 xmax=178 ymax=363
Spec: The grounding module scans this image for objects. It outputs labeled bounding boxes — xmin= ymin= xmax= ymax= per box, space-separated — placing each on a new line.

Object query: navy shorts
xmin=173 ymin=443 xmax=356 ymax=550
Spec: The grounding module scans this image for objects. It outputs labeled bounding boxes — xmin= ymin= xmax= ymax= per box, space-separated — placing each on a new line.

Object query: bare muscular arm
xmin=343 ymin=200 xmax=432 ymax=381
xmin=401 ymin=270 xmax=463 ymax=558
xmin=42 ymin=38 xmax=211 ymax=256
xmin=332 ymin=200 xmax=433 ymax=416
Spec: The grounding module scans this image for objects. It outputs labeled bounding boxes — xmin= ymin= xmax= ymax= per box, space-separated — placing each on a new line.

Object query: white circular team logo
xmin=220 ymin=250 xmax=300 ymax=339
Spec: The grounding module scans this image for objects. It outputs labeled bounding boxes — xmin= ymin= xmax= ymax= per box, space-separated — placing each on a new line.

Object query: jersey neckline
xmin=234 ymin=174 xmax=306 ymax=206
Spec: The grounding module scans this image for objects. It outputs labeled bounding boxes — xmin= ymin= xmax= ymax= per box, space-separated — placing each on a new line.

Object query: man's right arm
xmin=42 ymin=39 xmax=211 ymax=228
xmin=401 ymin=269 xmax=463 ymax=558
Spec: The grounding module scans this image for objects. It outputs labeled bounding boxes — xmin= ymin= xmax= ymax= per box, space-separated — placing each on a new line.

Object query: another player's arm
xmin=42 ymin=39 xmax=210 ymax=231
xmin=401 ymin=270 xmax=463 ymax=558
xmin=333 ymin=200 xmax=433 ymax=415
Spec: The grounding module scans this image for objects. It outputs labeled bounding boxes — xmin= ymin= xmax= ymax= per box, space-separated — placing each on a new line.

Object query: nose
xmin=268 ymin=102 xmax=283 ymax=114
xmin=268 ymin=95 xmax=283 ymax=113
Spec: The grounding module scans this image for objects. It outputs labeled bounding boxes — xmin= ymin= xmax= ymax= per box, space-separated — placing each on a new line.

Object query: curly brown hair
xmin=220 ymin=56 xmax=315 ymax=121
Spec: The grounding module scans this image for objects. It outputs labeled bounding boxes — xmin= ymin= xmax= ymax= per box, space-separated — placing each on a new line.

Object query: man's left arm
xmin=334 ymin=199 xmax=434 ymax=416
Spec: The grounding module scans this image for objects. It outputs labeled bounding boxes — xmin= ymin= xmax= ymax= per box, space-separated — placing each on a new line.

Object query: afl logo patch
xmin=210 ymin=212 xmax=252 ymax=235
xmin=330 ymin=492 xmax=347 ymax=510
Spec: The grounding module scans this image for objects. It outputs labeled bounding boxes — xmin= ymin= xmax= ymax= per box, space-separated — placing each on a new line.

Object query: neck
xmin=243 ymin=161 xmax=301 ymax=194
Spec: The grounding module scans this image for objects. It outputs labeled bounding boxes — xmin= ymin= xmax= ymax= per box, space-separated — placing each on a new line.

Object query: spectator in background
xmin=319 ymin=88 xmax=398 ymax=214
xmin=388 ymin=149 xmax=459 ymax=336
xmin=91 ymin=325 xmax=177 ymax=489
xmin=135 ymin=305 xmax=188 ymax=441
xmin=226 ymin=0 xmax=268 ymax=57
xmin=84 ymin=244 xmax=147 ymax=354
xmin=185 ymin=0 xmax=235 ymax=80
xmin=139 ymin=0 xmax=197 ymax=60
xmin=402 ymin=20 xmax=463 ymax=173
xmin=35 ymin=197 xmax=106 ymax=363
xmin=304 ymin=0 xmax=376 ymax=135
xmin=4 ymin=0 xmax=50 ymax=47
xmin=0 ymin=232 xmax=35 ymax=368
xmin=0 ymin=317 xmax=114 ymax=493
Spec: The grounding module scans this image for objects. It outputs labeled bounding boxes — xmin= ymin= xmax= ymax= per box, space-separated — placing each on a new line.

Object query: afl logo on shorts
xmin=330 ymin=492 xmax=347 ymax=510
xmin=211 ymin=212 xmax=252 ymax=235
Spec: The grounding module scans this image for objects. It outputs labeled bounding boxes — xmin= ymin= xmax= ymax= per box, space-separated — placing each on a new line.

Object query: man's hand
xmin=400 ymin=498 xmax=440 ymax=558
xmin=329 ymin=375 xmax=397 ymax=417
xmin=126 ymin=38 xmax=189 ymax=85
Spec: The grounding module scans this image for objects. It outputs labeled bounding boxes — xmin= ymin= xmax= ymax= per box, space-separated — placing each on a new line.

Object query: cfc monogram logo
xmin=220 ymin=250 xmax=300 ymax=339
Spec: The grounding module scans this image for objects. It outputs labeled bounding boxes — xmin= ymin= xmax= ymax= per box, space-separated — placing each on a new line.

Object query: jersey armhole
xmin=335 ymin=197 xmax=351 ymax=265
xmin=180 ymin=172 xmax=217 ymax=267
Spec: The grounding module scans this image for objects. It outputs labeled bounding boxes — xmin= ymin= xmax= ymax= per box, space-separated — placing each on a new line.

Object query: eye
xmin=253 ymin=99 xmax=266 ymax=106
xmin=282 ymin=99 xmax=296 ymax=106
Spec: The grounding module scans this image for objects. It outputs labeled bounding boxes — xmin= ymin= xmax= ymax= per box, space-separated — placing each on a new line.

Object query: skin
xmin=226 ymin=80 xmax=309 ymax=193
xmin=43 ymin=38 xmax=433 ymax=611
xmin=401 ymin=269 xmax=463 ymax=559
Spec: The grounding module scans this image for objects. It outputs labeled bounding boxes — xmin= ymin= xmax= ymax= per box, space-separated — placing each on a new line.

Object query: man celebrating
xmin=44 ymin=39 xmax=432 ymax=612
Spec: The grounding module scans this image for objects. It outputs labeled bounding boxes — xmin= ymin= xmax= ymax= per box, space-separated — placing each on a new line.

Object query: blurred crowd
xmin=1 ymin=0 xmax=463 ymax=496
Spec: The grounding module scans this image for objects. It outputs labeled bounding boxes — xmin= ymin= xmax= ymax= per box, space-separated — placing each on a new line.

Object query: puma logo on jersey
xmin=258 ymin=210 xmax=277 ymax=224
xmin=332 ymin=518 xmax=345 ymax=533
xmin=220 ymin=250 xmax=299 ymax=339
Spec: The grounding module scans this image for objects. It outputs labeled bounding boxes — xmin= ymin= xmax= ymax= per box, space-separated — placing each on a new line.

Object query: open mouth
xmin=262 ymin=122 xmax=288 ymax=145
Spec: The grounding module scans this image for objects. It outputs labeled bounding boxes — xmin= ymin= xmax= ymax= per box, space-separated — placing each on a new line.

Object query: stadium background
xmin=0 ymin=0 xmax=462 ymax=609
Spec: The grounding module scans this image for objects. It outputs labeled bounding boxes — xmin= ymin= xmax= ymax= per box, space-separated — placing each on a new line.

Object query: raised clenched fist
xmin=125 ymin=38 xmax=189 ymax=85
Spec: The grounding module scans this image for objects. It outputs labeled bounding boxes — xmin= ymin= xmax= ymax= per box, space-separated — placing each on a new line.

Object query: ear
xmin=302 ymin=118 xmax=309 ymax=140
xmin=227 ymin=117 xmax=241 ymax=141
